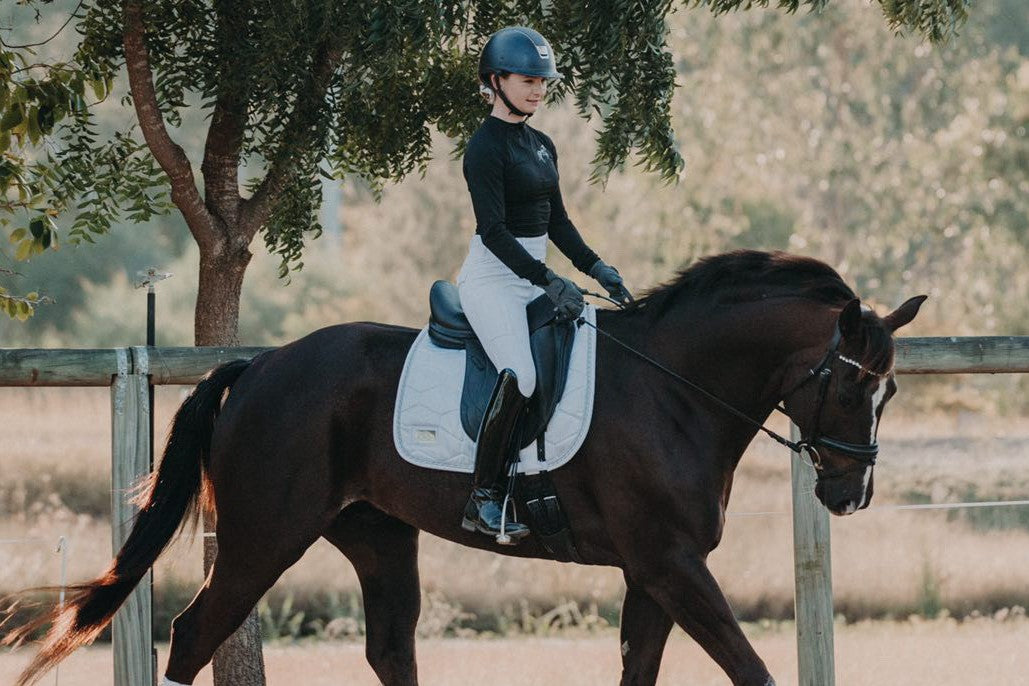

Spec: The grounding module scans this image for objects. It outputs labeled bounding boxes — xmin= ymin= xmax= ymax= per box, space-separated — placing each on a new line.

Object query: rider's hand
xmin=589 ymin=260 xmax=634 ymax=306
xmin=542 ymin=269 xmax=585 ymax=322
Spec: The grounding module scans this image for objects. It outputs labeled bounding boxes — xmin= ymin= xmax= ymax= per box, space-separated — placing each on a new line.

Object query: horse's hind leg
xmin=619 ymin=574 xmax=674 ymax=686
xmin=163 ymin=530 xmax=322 ymax=683
xmin=324 ymin=503 xmax=420 ymax=686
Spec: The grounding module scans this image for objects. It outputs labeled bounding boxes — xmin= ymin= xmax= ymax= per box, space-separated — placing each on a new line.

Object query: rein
xmin=576 ymin=291 xmax=884 ymax=477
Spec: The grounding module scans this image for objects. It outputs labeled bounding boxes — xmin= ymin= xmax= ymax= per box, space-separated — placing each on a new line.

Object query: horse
xmin=5 ymin=249 xmax=925 ymax=686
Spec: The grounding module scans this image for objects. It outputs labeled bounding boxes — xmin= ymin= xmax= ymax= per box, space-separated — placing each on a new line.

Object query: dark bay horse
xmin=6 ymin=250 xmax=925 ymax=686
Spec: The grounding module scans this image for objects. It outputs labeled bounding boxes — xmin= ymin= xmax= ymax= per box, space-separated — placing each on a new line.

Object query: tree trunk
xmin=195 ymin=244 xmax=266 ymax=686
xmin=195 ymin=248 xmax=250 ymax=346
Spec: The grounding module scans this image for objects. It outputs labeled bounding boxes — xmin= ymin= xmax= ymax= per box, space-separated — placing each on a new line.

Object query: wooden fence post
xmin=790 ymin=422 xmax=835 ymax=686
xmin=110 ymin=348 xmax=155 ymax=686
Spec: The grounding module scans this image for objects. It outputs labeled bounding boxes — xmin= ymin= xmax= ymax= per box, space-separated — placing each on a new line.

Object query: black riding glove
xmin=589 ymin=260 xmax=634 ymax=306
xmin=542 ymin=269 xmax=585 ymax=322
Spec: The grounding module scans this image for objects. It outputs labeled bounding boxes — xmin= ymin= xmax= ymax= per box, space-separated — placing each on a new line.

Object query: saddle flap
xmin=459 ymin=317 xmax=577 ymax=449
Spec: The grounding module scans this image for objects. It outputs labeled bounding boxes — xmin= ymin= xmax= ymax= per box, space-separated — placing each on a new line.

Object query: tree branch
xmin=123 ymin=0 xmax=219 ymax=250
xmin=200 ymin=3 xmax=249 ymax=229
xmin=240 ymin=41 xmax=344 ymax=240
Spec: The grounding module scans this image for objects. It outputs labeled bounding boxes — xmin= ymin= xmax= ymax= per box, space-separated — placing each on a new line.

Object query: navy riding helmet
xmin=479 ymin=26 xmax=562 ymax=87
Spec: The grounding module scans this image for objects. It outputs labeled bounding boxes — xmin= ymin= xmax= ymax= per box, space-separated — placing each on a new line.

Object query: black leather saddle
xmin=427 ymin=280 xmax=577 ymax=448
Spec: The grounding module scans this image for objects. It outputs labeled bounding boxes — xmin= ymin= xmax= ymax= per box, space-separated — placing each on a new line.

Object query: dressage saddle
xmin=427 ymin=280 xmax=577 ymax=449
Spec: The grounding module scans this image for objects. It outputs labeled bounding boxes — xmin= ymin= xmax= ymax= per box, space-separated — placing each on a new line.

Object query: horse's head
xmin=783 ymin=295 xmax=926 ymax=516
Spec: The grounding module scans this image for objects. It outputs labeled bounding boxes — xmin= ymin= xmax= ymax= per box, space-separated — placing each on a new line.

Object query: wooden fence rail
xmin=2 ymin=336 xmax=1028 ymax=686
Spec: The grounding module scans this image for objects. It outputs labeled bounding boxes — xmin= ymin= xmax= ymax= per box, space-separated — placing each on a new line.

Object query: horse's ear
xmin=838 ymin=299 xmax=862 ymax=339
xmin=883 ymin=295 xmax=928 ymax=332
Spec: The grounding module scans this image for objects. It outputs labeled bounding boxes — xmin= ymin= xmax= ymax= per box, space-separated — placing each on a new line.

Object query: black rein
xmin=575 ymin=292 xmax=881 ymax=479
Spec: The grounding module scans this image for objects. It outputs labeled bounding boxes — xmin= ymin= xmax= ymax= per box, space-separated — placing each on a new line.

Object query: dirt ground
xmin=2 ymin=618 xmax=1028 ymax=685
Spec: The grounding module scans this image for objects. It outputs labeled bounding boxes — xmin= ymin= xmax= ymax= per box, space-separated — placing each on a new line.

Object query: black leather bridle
xmin=577 ymin=305 xmax=890 ymax=481
xmin=781 ymin=326 xmax=885 ymax=481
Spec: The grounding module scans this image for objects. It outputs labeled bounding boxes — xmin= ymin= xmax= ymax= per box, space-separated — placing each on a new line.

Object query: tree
xmin=4 ymin=0 xmax=967 ymax=329
xmin=3 ymin=0 xmax=971 ymax=683
xmin=0 ymin=17 xmax=104 ymax=319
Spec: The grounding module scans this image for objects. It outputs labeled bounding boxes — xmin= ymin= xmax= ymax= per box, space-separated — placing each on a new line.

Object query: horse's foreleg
xmin=619 ymin=574 xmax=674 ymax=686
xmin=324 ymin=503 xmax=420 ymax=686
xmin=639 ymin=552 xmax=774 ymax=686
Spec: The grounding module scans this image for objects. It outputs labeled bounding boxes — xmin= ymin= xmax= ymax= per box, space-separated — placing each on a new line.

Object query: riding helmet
xmin=478 ymin=26 xmax=562 ymax=87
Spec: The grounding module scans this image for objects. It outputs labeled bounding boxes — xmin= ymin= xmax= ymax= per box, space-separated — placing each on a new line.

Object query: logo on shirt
xmin=536 ymin=145 xmax=551 ymax=163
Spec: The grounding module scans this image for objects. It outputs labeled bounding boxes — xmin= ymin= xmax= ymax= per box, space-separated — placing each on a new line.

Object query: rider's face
xmin=494 ymin=73 xmax=547 ymax=116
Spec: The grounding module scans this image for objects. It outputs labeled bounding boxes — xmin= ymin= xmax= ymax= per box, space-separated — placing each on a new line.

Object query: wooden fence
xmin=1 ymin=346 xmax=267 ymax=686
xmin=1 ymin=336 xmax=1028 ymax=685
xmin=790 ymin=335 xmax=1029 ymax=685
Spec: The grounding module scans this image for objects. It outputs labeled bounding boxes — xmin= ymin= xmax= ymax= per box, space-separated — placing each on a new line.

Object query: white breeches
xmin=457 ymin=235 xmax=547 ymax=398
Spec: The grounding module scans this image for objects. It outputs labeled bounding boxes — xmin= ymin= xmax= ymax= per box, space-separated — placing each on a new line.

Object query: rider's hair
xmin=479 ymin=71 xmax=513 ymax=104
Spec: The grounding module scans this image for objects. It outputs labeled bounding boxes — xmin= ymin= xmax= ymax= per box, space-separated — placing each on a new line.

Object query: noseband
xmin=782 ymin=326 xmax=887 ymax=481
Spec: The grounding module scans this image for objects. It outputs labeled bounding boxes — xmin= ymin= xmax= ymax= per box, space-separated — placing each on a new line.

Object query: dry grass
xmin=1 ymin=616 xmax=1028 ymax=685
xmin=2 ymin=388 xmax=1028 ymax=629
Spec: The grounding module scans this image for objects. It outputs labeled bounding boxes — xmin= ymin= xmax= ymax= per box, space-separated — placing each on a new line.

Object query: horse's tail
xmin=3 ymin=358 xmax=252 ymax=686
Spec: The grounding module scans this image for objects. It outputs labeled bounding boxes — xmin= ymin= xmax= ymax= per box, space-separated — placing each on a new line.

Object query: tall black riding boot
xmin=461 ymin=369 xmax=531 ymax=544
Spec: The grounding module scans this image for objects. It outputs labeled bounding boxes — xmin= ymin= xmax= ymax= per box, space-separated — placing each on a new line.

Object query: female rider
xmin=458 ymin=26 xmax=633 ymax=544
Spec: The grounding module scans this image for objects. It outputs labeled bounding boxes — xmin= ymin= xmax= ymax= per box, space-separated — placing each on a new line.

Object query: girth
xmin=427 ymin=280 xmax=577 ymax=448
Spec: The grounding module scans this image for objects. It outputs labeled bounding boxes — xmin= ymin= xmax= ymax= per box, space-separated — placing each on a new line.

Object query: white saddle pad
xmin=393 ymin=305 xmax=597 ymax=474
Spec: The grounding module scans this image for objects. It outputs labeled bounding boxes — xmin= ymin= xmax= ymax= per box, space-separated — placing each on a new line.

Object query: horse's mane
xmin=620 ymin=250 xmax=856 ymax=319
xmin=614 ymin=250 xmax=896 ymax=375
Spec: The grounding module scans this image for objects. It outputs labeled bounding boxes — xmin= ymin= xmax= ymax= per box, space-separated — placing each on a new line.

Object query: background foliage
xmin=0 ymin=0 xmax=1026 ymax=405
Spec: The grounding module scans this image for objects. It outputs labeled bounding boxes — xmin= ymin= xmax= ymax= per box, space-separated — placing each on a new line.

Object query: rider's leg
xmin=455 ymin=235 xmax=545 ymax=542
xmin=461 ymin=369 xmax=531 ymax=542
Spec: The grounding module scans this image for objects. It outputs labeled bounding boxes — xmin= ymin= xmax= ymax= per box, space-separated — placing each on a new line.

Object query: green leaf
xmin=9 ymin=228 xmax=26 ymax=243
xmin=14 ymin=239 xmax=32 ymax=261
xmin=28 ymin=217 xmax=45 ymax=239
xmin=91 ymin=79 xmax=106 ymax=101
xmin=1 ymin=105 xmax=23 ymax=132
xmin=26 ymin=106 xmax=41 ymax=145
xmin=16 ymin=300 xmax=31 ymax=321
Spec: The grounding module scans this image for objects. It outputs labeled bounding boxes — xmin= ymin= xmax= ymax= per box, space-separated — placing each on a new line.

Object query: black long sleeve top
xmin=462 ymin=116 xmax=600 ymax=286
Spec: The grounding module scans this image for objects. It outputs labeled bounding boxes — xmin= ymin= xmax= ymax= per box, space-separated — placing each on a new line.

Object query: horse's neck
xmin=605 ymin=297 xmax=836 ymax=435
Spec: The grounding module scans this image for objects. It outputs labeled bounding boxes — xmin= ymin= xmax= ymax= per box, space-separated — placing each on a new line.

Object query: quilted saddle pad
xmin=393 ymin=305 xmax=597 ymax=474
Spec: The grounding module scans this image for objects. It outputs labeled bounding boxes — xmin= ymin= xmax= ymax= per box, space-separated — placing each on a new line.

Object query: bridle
xmin=779 ymin=326 xmax=889 ymax=481
xmin=576 ymin=295 xmax=892 ymax=482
